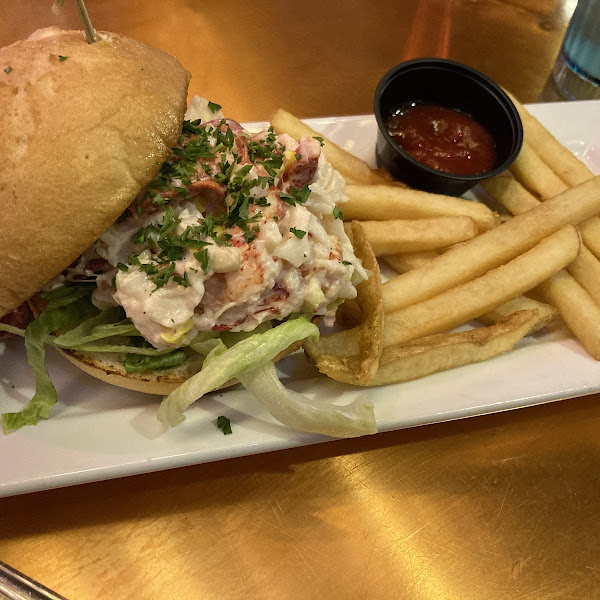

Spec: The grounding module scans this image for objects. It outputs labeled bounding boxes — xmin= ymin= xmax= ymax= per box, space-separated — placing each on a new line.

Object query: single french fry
xmin=476 ymin=295 xmax=558 ymax=332
xmin=509 ymin=140 xmax=569 ymax=201
xmin=270 ymin=109 xmax=390 ymax=185
xmin=343 ymin=184 xmax=498 ymax=232
xmin=382 ymin=250 xmax=439 ymax=274
xmin=537 ymin=270 xmax=600 ymax=359
xmin=578 ymin=218 xmax=600 ymax=260
xmin=382 ymin=177 xmax=600 ymax=313
xmin=355 ymin=216 xmax=477 ymax=256
xmin=356 ymin=310 xmax=539 ymax=387
xmin=565 ymin=246 xmax=600 ymax=306
xmin=480 ymin=172 xmax=539 ymax=215
xmin=507 ymin=92 xmax=594 ymax=187
xmin=323 ymin=226 xmax=580 ymax=356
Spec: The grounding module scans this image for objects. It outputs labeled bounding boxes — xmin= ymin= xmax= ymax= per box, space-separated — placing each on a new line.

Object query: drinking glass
xmin=552 ymin=0 xmax=600 ymax=100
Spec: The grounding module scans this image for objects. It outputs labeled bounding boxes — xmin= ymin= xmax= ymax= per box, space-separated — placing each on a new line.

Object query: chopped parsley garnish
xmin=193 ymin=248 xmax=211 ymax=274
xmin=4 ymin=66 xmax=12 ymax=74
xmin=125 ymin=118 xmax=318 ymax=291
xmin=313 ymin=136 xmax=325 ymax=146
xmin=280 ymin=185 xmax=311 ymax=206
xmin=342 ymin=260 xmax=352 ymax=265
xmin=58 ymin=55 xmax=69 ymax=62
xmin=333 ymin=206 xmax=344 ymax=220
xmin=217 ymin=415 xmax=233 ymax=435
xmin=208 ymin=101 xmax=222 ymax=112
xmin=290 ymin=227 xmax=307 ymax=239
xmin=173 ymin=272 xmax=191 ymax=287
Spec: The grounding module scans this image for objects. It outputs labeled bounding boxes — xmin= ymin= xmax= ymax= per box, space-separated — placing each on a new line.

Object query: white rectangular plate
xmin=1 ymin=101 xmax=599 ymax=498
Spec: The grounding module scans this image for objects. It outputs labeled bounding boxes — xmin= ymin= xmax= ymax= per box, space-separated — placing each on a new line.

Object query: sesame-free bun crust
xmin=0 ymin=27 xmax=190 ymax=318
xmin=59 ymin=348 xmax=212 ymax=395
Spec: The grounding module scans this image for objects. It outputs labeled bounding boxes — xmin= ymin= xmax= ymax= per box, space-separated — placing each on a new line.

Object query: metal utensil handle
xmin=0 ymin=561 xmax=68 ymax=600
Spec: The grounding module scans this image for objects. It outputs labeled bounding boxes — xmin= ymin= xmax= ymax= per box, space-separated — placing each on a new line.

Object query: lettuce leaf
xmin=125 ymin=350 xmax=189 ymax=374
xmin=237 ymin=362 xmax=376 ymax=438
xmin=1 ymin=296 xmax=96 ymax=434
xmin=52 ymin=306 xmax=132 ymax=347
xmin=0 ymin=323 xmax=26 ymax=337
xmin=157 ymin=316 xmax=319 ymax=427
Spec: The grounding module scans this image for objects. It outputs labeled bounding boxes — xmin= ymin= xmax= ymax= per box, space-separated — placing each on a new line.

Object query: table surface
xmin=2 ymin=2 xmax=600 ymax=599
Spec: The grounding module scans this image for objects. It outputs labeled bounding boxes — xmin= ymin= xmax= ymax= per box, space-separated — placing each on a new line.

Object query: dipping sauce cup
xmin=374 ymin=58 xmax=523 ymax=196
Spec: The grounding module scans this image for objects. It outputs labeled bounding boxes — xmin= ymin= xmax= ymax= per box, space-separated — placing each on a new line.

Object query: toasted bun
xmin=0 ymin=28 xmax=190 ymax=318
xmin=58 ymin=347 xmax=211 ymax=395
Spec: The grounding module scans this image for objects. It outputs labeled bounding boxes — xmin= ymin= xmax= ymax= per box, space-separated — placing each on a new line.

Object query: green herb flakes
xmin=290 ymin=227 xmax=307 ymax=239
xmin=217 ymin=415 xmax=233 ymax=435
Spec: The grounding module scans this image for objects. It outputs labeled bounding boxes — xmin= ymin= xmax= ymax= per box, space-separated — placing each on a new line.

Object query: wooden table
xmin=2 ymin=1 xmax=600 ymax=599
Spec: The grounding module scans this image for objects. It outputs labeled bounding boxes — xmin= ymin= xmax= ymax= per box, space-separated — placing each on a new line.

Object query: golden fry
xmin=481 ymin=168 xmax=600 ymax=304
xmin=364 ymin=310 xmax=539 ymax=386
xmin=537 ymin=270 xmax=600 ymax=359
xmin=382 ymin=250 xmax=439 ymax=274
xmin=344 ymin=184 xmax=498 ymax=232
xmin=356 ymin=216 xmax=477 ymax=256
xmin=480 ymin=172 xmax=539 ymax=216
xmin=578 ymin=218 xmax=600 ymax=261
xmin=382 ymin=226 xmax=579 ymax=347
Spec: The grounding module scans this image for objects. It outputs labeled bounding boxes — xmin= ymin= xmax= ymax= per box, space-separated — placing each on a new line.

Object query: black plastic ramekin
xmin=374 ymin=58 xmax=523 ymax=196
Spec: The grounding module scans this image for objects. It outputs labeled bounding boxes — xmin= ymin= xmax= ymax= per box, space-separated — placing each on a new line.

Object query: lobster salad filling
xmin=2 ymin=98 xmax=377 ymax=438
xmin=86 ymin=98 xmax=367 ymax=349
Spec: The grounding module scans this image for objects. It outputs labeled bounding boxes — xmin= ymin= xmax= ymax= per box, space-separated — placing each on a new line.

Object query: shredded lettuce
xmin=1 ymin=294 xmax=96 ymax=434
xmin=238 ymin=362 xmax=376 ymax=438
xmin=41 ymin=283 xmax=96 ymax=310
xmin=0 ymin=323 xmax=26 ymax=337
xmin=125 ymin=350 xmax=189 ymax=374
xmin=157 ymin=316 xmax=319 ymax=427
xmin=52 ymin=306 xmax=133 ymax=347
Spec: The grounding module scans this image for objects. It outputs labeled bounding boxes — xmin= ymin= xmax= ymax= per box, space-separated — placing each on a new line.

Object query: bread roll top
xmin=0 ymin=27 xmax=190 ymax=317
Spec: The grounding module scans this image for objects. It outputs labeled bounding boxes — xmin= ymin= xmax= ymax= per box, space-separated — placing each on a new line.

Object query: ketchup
xmin=386 ymin=103 xmax=496 ymax=175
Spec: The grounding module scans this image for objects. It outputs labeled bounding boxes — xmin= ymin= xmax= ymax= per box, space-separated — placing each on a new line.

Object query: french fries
xmin=336 ymin=310 xmax=539 ymax=387
xmin=507 ymin=91 xmax=594 ymax=187
xmin=324 ymin=225 xmax=579 ymax=356
xmin=509 ymin=140 xmax=568 ymax=201
xmin=269 ymin=103 xmax=600 ymax=395
xmin=349 ymin=216 xmax=477 ymax=256
xmin=344 ymin=184 xmax=498 ymax=232
xmin=383 ymin=248 xmax=558 ymax=332
xmin=382 ymin=177 xmax=600 ymax=313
